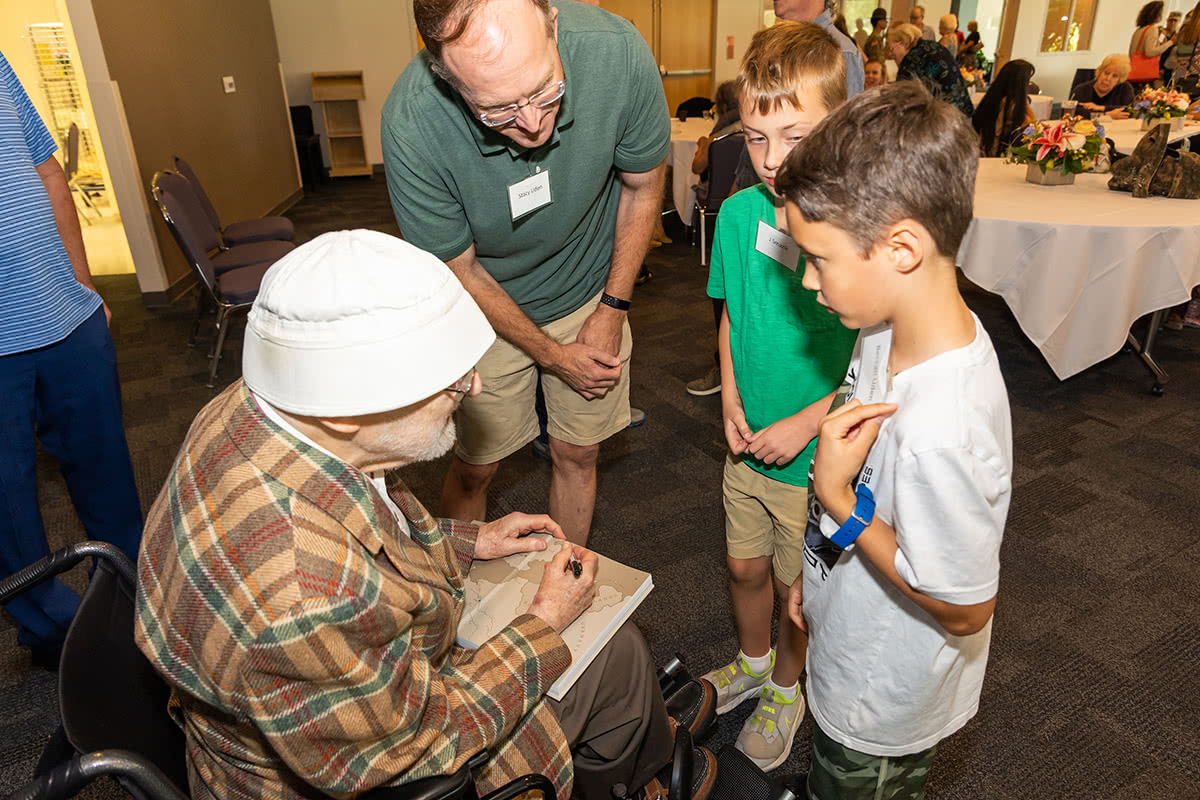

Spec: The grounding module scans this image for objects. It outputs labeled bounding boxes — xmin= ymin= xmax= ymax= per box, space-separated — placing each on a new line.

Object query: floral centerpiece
xmin=1128 ymin=87 xmax=1191 ymax=129
xmin=1006 ymin=116 xmax=1105 ymax=185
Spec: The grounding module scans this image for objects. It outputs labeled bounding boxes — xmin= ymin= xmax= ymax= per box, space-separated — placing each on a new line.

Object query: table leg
xmin=1126 ymin=309 xmax=1169 ymax=395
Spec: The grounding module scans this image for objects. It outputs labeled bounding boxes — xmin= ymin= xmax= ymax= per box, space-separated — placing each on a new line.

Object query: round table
xmin=670 ymin=117 xmax=714 ymax=224
xmin=957 ymin=159 xmax=1200 ymax=384
xmin=970 ymin=92 xmax=1054 ymax=120
xmin=1101 ymin=117 xmax=1199 ymax=154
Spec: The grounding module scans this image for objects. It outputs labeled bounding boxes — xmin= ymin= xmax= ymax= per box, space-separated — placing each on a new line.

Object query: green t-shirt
xmin=381 ymin=1 xmax=669 ymax=325
xmin=707 ymin=185 xmax=859 ymax=486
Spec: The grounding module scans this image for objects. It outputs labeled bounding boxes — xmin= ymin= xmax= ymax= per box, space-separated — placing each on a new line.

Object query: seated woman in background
xmin=1071 ymin=54 xmax=1134 ymax=118
xmin=973 ymin=59 xmax=1036 ymax=157
xmin=939 ymin=14 xmax=959 ymax=56
xmin=691 ymin=81 xmax=741 ymax=176
xmin=959 ymin=50 xmax=986 ymax=89
xmin=891 ymin=22 xmax=975 ymax=117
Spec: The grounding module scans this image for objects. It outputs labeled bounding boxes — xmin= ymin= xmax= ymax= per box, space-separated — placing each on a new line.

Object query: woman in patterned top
xmin=889 ymin=23 xmax=974 ymax=117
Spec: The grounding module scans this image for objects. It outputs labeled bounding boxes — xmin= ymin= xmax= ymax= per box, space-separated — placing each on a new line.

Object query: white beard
xmin=372 ymin=416 xmax=457 ymax=465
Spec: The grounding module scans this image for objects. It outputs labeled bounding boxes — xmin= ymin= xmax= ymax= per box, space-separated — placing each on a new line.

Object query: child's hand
xmin=746 ymin=415 xmax=816 ymax=466
xmin=787 ymin=575 xmax=807 ymax=633
xmin=812 ymin=400 xmax=898 ymax=520
xmin=723 ymin=402 xmax=754 ymax=455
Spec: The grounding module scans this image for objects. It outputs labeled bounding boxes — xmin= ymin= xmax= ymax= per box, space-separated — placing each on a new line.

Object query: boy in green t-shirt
xmin=701 ymin=22 xmax=858 ymax=771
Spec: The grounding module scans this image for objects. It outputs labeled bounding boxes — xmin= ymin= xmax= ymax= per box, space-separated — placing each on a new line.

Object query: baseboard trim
xmin=268 ymin=186 xmax=305 ymax=216
xmin=142 ymin=272 xmax=196 ymax=308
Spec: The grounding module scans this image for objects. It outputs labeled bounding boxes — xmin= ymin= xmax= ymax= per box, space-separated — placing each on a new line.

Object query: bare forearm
xmin=36 ymin=156 xmax=94 ymax=291
xmin=445 ymin=247 xmax=561 ymax=367
xmin=607 ymin=160 xmax=666 ymax=301
xmin=823 ymin=491 xmax=995 ymax=635
xmin=717 ymin=306 xmax=740 ymax=410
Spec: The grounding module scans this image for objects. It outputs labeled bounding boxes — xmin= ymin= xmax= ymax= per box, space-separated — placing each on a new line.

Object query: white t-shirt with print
xmin=802 ymin=313 xmax=1013 ymax=757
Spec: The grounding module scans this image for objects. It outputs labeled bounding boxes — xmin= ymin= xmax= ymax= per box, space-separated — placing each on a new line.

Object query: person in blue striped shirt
xmin=0 ymin=50 xmax=142 ymax=668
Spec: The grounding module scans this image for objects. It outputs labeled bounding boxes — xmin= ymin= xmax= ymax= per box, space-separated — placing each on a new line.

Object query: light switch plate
xmin=222 ymin=75 xmax=236 ymax=94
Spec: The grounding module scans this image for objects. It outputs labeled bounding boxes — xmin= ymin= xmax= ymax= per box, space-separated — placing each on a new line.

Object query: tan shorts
xmin=454 ymin=292 xmax=633 ymax=465
xmin=722 ymin=454 xmax=809 ymax=586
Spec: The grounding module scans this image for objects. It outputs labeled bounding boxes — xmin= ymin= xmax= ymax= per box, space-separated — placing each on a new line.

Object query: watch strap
xmin=829 ymin=483 xmax=876 ymax=549
xmin=600 ymin=292 xmax=631 ymax=311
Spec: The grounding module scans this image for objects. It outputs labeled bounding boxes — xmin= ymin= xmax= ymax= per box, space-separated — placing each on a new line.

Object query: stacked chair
xmin=173 ymin=156 xmax=295 ymax=246
xmin=695 ymin=132 xmax=745 ymax=267
xmin=150 ymin=168 xmax=295 ymax=388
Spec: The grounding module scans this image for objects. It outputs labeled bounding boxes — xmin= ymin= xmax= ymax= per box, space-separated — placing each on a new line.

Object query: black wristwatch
xmin=600 ymin=292 xmax=631 ymax=311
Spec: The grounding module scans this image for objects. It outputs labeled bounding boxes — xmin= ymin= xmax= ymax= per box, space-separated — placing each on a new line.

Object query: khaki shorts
xmin=722 ymin=454 xmax=809 ymax=587
xmin=454 ymin=292 xmax=633 ymax=465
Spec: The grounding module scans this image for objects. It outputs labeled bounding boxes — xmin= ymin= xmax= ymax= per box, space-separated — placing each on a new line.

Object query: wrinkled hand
xmin=474 ymin=513 xmax=565 ymax=561
xmin=576 ymin=306 xmax=625 ymax=359
xmin=811 ymin=399 xmax=897 ymax=516
xmin=787 ymin=575 xmax=808 ymax=633
xmin=723 ymin=401 xmax=753 ymax=455
xmin=746 ymin=415 xmax=815 ymax=466
xmin=551 ymin=342 xmax=621 ymax=400
xmin=528 ymin=545 xmax=598 ymax=633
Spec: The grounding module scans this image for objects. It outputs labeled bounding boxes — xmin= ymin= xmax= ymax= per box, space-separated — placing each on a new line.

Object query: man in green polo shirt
xmin=383 ymin=0 xmax=668 ymax=545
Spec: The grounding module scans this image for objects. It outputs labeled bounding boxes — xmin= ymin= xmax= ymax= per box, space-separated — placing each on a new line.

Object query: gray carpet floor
xmin=2 ymin=175 xmax=1198 ymax=799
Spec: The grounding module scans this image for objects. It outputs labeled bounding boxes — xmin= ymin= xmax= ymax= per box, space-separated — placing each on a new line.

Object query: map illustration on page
xmin=456 ymin=534 xmax=653 ymax=700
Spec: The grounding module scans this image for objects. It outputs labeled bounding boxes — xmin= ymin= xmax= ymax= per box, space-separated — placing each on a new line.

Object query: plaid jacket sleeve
xmin=437 ymin=516 xmax=479 ymax=576
xmin=234 ymin=564 xmax=571 ymax=798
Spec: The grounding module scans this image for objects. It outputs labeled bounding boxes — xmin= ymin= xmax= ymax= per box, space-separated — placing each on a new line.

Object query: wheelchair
xmin=0 ymin=543 xmax=797 ymax=800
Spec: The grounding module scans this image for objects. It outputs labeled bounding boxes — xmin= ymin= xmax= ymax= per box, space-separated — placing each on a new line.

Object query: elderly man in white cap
xmin=133 ymin=231 xmax=716 ymax=800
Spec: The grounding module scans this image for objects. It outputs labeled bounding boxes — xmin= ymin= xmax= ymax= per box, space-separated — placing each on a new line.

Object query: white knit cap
xmin=242 ymin=230 xmax=495 ymax=416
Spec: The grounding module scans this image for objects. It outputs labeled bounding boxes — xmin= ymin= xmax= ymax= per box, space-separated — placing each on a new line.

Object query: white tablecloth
xmin=670 ymin=117 xmax=714 ymax=223
xmin=1102 ymin=117 xmax=1198 ymax=154
xmin=970 ymin=92 xmax=1054 ymax=120
xmin=957 ymin=159 xmax=1200 ymax=379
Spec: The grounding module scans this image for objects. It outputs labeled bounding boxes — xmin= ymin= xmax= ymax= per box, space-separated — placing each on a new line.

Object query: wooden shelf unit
xmin=311 ymin=71 xmax=372 ymax=178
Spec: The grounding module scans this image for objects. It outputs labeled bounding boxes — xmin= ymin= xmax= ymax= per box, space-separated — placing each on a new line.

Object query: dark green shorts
xmin=807 ymin=722 xmax=937 ymax=800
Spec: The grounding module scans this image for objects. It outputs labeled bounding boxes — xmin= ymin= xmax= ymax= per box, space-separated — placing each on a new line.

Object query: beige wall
xmin=713 ymin=0 xmax=764 ymax=85
xmin=270 ymin=0 xmax=420 ymax=167
xmin=90 ymin=0 xmax=299 ymax=285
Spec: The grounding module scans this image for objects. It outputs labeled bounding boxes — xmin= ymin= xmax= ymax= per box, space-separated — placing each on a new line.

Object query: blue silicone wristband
xmin=829 ymin=483 xmax=876 ymax=549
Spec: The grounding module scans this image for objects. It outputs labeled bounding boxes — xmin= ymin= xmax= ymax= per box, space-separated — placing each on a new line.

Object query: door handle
xmin=660 ymin=68 xmax=714 ymax=77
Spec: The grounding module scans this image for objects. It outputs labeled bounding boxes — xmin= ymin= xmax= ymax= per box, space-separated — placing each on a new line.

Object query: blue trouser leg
xmin=35 ymin=308 xmax=143 ymax=562
xmin=0 ymin=338 xmax=81 ymax=646
xmin=0 ymin=308 xmax=143 ymax=646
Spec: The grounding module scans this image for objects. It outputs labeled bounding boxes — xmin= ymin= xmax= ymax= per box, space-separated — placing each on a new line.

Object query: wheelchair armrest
xmin=362 ymin=752 xmax=488 ymax=800
xmin=0 ymin=542 xmax=135 ymax=605
xmin=8 ymin=750 xmax=188 ymax=800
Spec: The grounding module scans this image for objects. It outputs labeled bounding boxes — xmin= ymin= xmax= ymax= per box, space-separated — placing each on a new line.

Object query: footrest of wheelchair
xmin=710 ymin=745 xmax=799 ymax=800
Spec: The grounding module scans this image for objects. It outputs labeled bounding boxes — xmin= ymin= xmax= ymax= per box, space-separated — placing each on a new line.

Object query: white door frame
xmin=63 ymin=0 xmax=170 ymax=296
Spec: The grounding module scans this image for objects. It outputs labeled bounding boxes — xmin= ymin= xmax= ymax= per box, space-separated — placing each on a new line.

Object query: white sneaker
xmin=701 ymin=651 xmax=773 ymax=715
xmin=735 ymin=684 xmax=805 ymax=772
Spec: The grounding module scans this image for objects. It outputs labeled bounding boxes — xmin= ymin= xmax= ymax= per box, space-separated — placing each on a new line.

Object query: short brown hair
xmin=776 ymin=81 xmax=978 ymax=260
xmin=414 ymin=0 xmax=553 ymax=80
xmin=735 ymin=22 xmax=846 ymax=117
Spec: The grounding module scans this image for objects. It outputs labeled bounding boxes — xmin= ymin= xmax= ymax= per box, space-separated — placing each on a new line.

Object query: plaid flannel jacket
xmin=134 ymin=381 xmax=574 ymax=800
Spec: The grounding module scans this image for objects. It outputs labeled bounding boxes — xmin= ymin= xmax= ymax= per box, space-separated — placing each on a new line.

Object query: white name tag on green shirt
xmin=508 ymin=169 xmax=553 ymax=220
xmin=754 ymin=220 xmax=802 ymax=271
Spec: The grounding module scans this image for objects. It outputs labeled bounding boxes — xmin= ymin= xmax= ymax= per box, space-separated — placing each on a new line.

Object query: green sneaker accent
xmin=701 ymin=651 xmax=774 ymax=715
xmin=735 ymin=685 xmax=805 ymax=772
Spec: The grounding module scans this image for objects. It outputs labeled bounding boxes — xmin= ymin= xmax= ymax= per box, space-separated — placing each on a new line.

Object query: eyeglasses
xmin=477 ymin=80 xmax=566 ymax=128
xmin=447 ymin=369 xmax=477 ymax=395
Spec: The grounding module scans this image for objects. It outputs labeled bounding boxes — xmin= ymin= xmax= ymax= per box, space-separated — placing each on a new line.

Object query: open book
xmin=456 ymin=534 xmax=653 ymax=700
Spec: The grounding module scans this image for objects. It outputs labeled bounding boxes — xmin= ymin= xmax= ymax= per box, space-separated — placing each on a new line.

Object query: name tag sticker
xmin=754 ymin=220 xmax=802 ymax=271
xmin=508 ymin=170 xmax=552 ymax=220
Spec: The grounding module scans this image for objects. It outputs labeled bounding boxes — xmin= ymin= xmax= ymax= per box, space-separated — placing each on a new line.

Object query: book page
xmin=457 ymin=535 xmax=653 ymax=698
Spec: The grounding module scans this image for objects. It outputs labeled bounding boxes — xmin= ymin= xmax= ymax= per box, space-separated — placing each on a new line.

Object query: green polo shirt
xmin=382 ymin=1 xmax=669 ymax=325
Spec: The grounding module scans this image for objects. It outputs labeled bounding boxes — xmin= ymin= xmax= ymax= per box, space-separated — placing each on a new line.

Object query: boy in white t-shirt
xmin=775 ymin=81 xmax=1013 ymax=799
